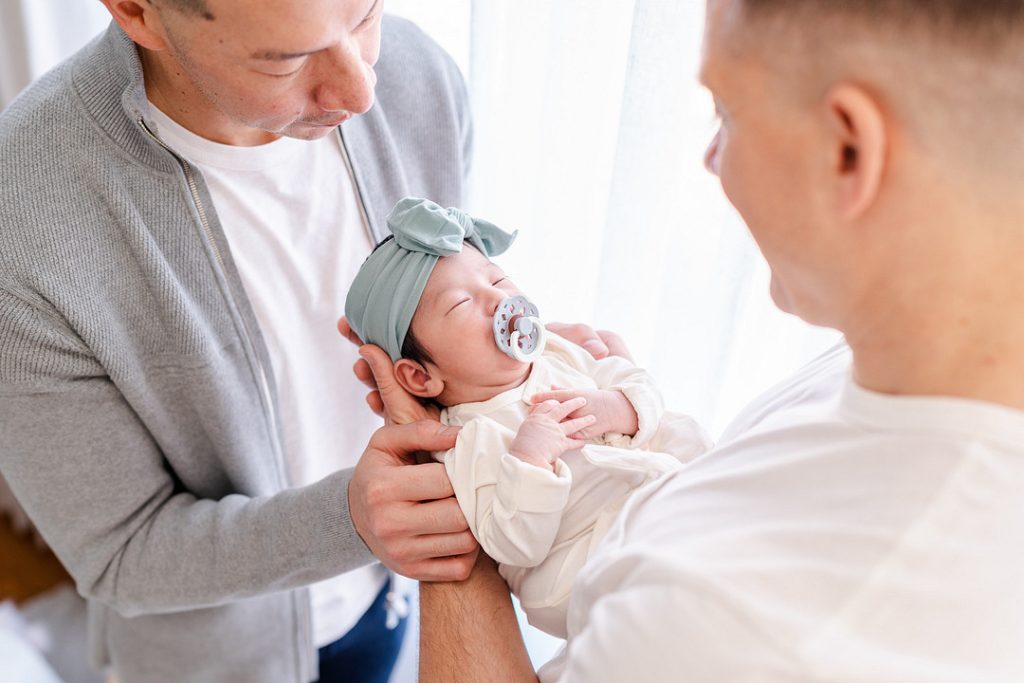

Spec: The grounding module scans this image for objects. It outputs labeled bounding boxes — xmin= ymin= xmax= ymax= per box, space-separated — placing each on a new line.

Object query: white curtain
xmin=388 ymin=0 xmax=841 ymax=667
xmin=388 ymin=0 xmax=842 ymax=434
xmin=2 ymin=0 xmax=841 ymax=672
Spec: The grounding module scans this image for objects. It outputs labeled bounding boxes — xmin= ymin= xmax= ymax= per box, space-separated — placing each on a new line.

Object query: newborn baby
xmin=345 ymin=198 xmax=709 ymax=637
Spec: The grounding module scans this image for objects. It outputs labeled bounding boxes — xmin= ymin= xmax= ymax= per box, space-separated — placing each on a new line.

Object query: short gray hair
xmin=742 ymin=0 xmax=1024 ymax=46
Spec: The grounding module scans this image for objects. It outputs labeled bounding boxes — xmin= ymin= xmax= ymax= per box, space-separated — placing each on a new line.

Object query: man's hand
xmin=338 ymin=316 xmax=437 ymax=424
xmin=546 ymin=322 xmax=634 ymax=363
xmin=348 ymin=420 xmax=479 ymax=581
xmin=529 ymin=386 xmax=639 ymax=440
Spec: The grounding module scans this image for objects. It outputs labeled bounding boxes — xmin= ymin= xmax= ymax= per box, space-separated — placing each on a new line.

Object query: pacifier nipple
xmin=493 ymin=296 xmax=546 ymax=362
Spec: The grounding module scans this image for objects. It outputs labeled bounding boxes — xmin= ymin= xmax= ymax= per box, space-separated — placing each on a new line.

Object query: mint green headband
xmin=344 ymin=197 xmax=517 ymax=361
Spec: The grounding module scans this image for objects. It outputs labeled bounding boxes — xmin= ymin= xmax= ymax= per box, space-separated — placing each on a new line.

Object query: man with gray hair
xmin=407 ymin=0 xmax=1024 ymax=680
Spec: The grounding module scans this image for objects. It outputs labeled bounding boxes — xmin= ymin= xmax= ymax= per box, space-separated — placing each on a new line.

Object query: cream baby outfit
xmin=436 ymin=332 xmax=710 ymax=637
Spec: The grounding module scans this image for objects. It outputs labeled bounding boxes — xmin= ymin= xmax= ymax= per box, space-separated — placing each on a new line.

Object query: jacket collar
xmin=70 ymin=22 xmax=178 ymax=174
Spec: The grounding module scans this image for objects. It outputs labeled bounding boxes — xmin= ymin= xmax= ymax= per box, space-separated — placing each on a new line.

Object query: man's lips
xmin=304 ymin=112 xmax=353 ymax=127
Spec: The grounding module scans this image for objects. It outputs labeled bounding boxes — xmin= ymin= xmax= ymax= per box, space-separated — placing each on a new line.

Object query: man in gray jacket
xmin=0 ymin=0 xmax=477 ymax=680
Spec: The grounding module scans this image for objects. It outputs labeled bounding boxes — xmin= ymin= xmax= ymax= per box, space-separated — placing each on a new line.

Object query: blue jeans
xmin=315 ymin=580 xmax=409 ymax=683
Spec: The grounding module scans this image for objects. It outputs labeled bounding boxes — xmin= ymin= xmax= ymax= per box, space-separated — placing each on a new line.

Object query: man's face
xmin=700 ymin=0 xmax=837 ymax=322
xmin=410 ymin=247 xmax=531 ymax=403
xmin=155 ymin=0 xmax=383 ymax=140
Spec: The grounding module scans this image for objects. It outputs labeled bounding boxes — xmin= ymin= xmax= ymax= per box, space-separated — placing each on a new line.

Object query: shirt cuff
xmin=496 ymin=452 xmax=573 ymax=515
xmin=598 ymin=384 xmax=663 ymax=449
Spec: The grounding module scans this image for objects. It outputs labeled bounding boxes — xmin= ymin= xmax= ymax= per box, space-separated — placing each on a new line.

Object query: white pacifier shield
xmin=493 ymin=295 xmax=546 ymax=362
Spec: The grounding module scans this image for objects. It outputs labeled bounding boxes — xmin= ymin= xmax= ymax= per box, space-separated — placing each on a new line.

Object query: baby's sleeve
xmin=439 ymin=418 xmax=573 ymax=568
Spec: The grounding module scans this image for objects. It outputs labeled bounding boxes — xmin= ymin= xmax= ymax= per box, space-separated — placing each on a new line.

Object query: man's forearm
xmin=419 ymin=554 xmax=539 ymax=683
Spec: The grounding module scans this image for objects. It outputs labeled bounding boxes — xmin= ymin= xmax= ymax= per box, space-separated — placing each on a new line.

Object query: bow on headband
xmin=344 ymin=197 xmax=518 ymax=361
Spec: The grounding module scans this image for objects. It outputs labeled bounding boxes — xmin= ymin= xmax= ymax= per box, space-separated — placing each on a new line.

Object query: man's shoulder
xmin=376 ymin=15 xmax=467 ymax=106
xmin=0 ymin=62 xmax=86 ymax=280
xmin=0 ymin=61 xmax=78 ymax=155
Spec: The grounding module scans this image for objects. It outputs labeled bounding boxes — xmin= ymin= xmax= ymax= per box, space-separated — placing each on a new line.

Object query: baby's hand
xmin=529 ymin=386 xmax=639 ymax=440
xmin=509 ymin=397 xmax=596 ymax=471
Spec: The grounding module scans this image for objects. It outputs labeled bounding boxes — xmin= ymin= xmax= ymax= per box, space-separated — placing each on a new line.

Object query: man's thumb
xmin=360 ymin=344 xmax=396 ymax=387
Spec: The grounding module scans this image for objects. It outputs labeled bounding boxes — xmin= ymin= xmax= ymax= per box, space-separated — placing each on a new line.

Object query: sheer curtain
xmin=388 ymin=0 xmax=842 ymax=433
xmin=3 ymin=0 xmax=841 ymax=673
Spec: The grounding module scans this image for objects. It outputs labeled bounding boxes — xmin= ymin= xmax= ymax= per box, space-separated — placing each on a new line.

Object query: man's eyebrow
xmin=251 ymin=0 xmax=381 ymax=61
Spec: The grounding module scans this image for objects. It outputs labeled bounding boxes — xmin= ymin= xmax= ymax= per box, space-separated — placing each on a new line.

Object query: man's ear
xmin=99 ymin=1 xmax=170 ymax=51
xmin=393 ymin=359 xmax=445 ymax=399
xmin=823 ymin=83 xmax=887 ymax=221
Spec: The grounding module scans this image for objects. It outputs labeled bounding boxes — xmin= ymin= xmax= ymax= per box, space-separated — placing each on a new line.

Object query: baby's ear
xmin=394 ymin=358 xmax=444 ymax=399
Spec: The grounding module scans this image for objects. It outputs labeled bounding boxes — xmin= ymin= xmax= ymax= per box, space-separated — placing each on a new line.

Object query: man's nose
xmin=704 ymin=129 xmax=721 ymax=176
xmin=313 ymin=44 xmax=377 ymax=114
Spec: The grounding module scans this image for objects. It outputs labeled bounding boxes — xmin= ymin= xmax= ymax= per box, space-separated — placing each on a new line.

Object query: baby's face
xmin=408 ymin=246 xmax=532 ymax=405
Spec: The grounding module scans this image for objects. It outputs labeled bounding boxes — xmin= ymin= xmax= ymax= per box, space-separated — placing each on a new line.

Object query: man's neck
xmin=139 ymin=47 xmax=278 ymax=146
xmin=847 ymin=279 xmax=1024 ymax=411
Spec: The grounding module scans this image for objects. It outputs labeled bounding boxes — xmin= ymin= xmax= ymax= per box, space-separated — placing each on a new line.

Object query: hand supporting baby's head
xmin=345 ymin=198 xmax=543 ymax=407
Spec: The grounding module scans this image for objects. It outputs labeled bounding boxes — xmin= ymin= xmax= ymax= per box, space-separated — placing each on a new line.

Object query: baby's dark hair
xmin=369 ymin=234 xmax=436 ymax=366
xmin=401 ymin=328 xmax=434 ymax=366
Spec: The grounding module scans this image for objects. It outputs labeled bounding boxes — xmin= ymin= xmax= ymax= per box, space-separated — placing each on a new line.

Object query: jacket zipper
xmin=337 ymin=128 xmax=379 ymax=244
xmin=137 ymin=118 xmax=288 ymax=490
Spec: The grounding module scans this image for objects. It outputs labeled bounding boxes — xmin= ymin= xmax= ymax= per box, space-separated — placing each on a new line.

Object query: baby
xmin=345 ymin=198 xmax=709 ymax=637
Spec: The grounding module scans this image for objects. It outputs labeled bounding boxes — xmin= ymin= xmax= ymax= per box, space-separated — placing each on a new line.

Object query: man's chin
xmin=768 ymin=275 xmax=794 ymax=315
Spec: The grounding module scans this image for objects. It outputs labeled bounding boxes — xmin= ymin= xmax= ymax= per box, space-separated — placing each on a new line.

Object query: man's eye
xmin=265 ymin=68 xmax=302 ymax=78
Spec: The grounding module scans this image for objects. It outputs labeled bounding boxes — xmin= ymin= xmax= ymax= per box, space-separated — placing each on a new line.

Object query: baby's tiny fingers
xmin=530 ymin=399 xmax=562 ymax=415
xmin=531 ymin=390 xmax=572 ymax=404
xmin=560 ymin=414 xmax=597 ymax=436
xmin=550 ymin=396 xmax=588 ymax=420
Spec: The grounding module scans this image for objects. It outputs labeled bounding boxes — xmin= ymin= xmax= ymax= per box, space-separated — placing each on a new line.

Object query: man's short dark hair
xmin=154 ymin=0 xmax=216 ymax=21
xmin=742 ymin=0 xmax=1024 ymax=45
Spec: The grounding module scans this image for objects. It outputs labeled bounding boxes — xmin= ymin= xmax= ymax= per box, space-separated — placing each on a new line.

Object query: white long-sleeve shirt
xmin=542 ymin=341 xmax=1024 ymax=682
xmin=437 ymin=333 xmax=710 ymax=637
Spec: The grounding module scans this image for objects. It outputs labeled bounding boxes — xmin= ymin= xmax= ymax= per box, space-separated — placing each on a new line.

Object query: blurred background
xmin=0 ymin=1 xmax=840 ymax=680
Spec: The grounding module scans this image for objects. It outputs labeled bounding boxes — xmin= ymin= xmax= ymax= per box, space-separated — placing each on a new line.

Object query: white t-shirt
xmin=543 ymin=342 xmax=1024 ymax=682
xmin=147 ymin=105 xmax=387 ymax=648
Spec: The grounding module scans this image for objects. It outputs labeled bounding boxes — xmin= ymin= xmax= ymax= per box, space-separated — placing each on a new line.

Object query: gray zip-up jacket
xmin=0 ymin=17 xmax=470 ymax=683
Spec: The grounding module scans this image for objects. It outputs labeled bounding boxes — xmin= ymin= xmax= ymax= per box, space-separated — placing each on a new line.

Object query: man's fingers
xmin=360 ymin=344 xmax=399 ymax=393
xmin=370 ymin=457 xmax=457 ymax=501
xmin=597 ymin=329 xmax=634 ymax=363
xmin=561 ymin=414 xmax=597 ymax=436
xmin=353 ymin=357 xmax=377 ymax=390
xmin=401 ymin=531 xmax=479 ymax=561
xmin=547 ymin=322 xmax=609 ymax=359
xmin=337 ymin=316 xmax=365 ymax=347
xmin=401 ymin=550 xmax=479 ymax=582
xmin=360 ymin=344 xmax=433 ymax=424
xmin=365 ymin=391 xmax=384 ymax=417
xmin=371 ymin=420 xmax=460 ymax=454
xmin=398 ymin=498 xmax=471 ymax=535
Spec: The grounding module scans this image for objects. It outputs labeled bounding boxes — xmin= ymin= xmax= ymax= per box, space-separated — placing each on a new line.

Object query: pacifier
xmin=493 ymin=295 xmax=547 ymax=362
